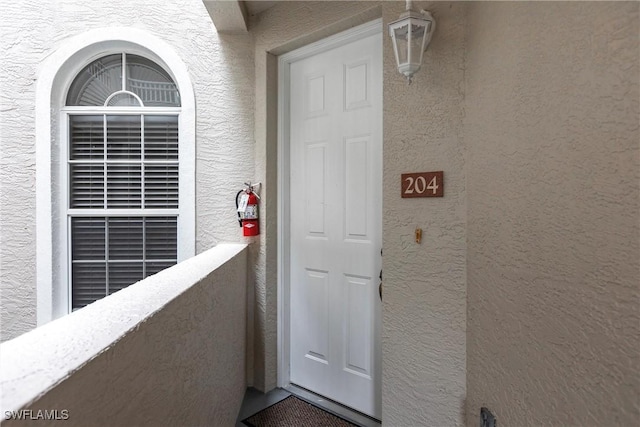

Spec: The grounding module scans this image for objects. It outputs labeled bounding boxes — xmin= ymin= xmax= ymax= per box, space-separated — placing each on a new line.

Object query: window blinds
xmin=70 ymin=217 xmax=177 ymax=308
xmin=69 ymin=114 xmax=178 ymax=309
xmin=69 ymin=115 xmax=178 ymax=210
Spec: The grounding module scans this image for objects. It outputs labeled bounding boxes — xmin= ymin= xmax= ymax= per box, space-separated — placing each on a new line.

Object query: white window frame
xmin=63 ymin=109 xmax=180 ymax=310
xmin=36 ymin=29 xmax=195 ymax=323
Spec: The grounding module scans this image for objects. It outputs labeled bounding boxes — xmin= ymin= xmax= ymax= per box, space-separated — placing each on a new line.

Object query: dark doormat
xmin=242 ymin=395 xmax=359 ymax=427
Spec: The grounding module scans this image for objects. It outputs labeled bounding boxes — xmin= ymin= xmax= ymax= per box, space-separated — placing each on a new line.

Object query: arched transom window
xmin=65 ymin=53 xmax=181 ymax=309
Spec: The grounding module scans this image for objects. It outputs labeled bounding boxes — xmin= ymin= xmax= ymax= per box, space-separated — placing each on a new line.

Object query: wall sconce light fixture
xmin=388 ymin=0 xmax=436 ymax=84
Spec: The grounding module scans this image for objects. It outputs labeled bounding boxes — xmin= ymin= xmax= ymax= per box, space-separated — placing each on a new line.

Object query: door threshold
xmin=284 ymin=384 xmax=381 ymax=427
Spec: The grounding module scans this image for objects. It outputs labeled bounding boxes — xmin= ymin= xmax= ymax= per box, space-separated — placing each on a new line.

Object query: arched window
xmin=64 ymin=53 xmax=181 ymax=309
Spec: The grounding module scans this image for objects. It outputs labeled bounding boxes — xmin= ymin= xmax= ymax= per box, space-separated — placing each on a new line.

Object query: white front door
xmin=288 ymin=28 xmax=382 ymax=419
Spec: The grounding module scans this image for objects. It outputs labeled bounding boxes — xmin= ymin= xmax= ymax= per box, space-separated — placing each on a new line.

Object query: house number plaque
xmin=401 ymin=171 xmax=444 ymax=198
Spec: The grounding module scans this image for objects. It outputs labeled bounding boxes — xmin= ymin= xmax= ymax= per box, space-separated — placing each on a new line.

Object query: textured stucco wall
xmin=3 ymin=1 xmax=637 ymax=425
xmin=0 ymin=0 xmax=254 ymax=341
xmin=1 ymin=244 xmax=247 ymax=426
xmin=465 ymin=2 xmax=640 ymax=426
xmin=250 ymin=0 xmax=382 ymax=391
xmin=382 ymin=2 xmax=467 ymax=426
xmin=0 ymin=0 xmax=38 ymax=341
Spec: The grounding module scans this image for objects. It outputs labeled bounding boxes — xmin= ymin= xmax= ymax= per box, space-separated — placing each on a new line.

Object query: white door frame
xmin=277 ymin=18 xmax=383 ymax=389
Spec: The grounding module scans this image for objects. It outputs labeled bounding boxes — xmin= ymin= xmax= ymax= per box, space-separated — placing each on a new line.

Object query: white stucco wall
xmin=2 ymin=1 xmax=638 ymax=425
xmin=464 ymin=2 xmax=639 ymax=426
xmin=1 ymin=244 xmax=247 ymax=426
xmin=0 ymin=0 xmax=255 ymax=341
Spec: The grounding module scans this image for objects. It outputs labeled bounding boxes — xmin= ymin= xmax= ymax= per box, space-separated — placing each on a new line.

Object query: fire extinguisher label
xmin=237 ymin=194 xmax=249 ymax=213
xmin=244 ymin=204 xmax=258 ymax=219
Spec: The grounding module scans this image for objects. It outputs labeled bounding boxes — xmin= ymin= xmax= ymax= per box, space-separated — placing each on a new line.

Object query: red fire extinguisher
xmin=236 ymin=183 xmax=260 ymax=237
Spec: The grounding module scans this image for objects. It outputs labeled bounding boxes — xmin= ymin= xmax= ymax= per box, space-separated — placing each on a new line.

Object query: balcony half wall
xmin=0 ymin=243 xmax=248 ymax=426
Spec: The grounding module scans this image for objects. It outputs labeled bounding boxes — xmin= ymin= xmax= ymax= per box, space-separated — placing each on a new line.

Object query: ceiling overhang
xmin=202 ymin=0 xmax=249 ymax=34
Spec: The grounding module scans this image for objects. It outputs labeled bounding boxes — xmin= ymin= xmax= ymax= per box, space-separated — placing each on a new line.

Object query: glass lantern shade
xmin=388 ymin=10 xmax=435 ymax=82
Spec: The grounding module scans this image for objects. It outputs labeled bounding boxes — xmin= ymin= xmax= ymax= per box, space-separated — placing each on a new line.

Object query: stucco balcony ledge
xmin=0 ymin=243 xmax=248 ymax=426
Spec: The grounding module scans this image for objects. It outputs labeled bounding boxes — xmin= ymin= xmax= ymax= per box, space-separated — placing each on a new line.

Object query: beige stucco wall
xmin=382 ymin=2 xmax=467 ymax=425
xmin=0 ymin=0 xmax=255 ymax=341
xmin=464 ymin=2 xmax=640 ymax=426
xmin=1 ymin=0 xmax=638 ymax=425
xmin=1 ymin=244 xmax=247 ymax=426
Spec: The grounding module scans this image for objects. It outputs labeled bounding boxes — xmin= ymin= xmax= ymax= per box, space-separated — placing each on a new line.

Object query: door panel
xmin=344 ymin=274 xmax=373 ymax=377
xmin=289 ymin=30 xmax=382 ymax=418
xmin=345 ymin=135 xmax=371 ymax=239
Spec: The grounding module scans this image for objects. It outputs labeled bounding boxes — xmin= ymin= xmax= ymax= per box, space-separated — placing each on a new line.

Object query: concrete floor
xmin=236 ymin=385 xmax=381 ymax=427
